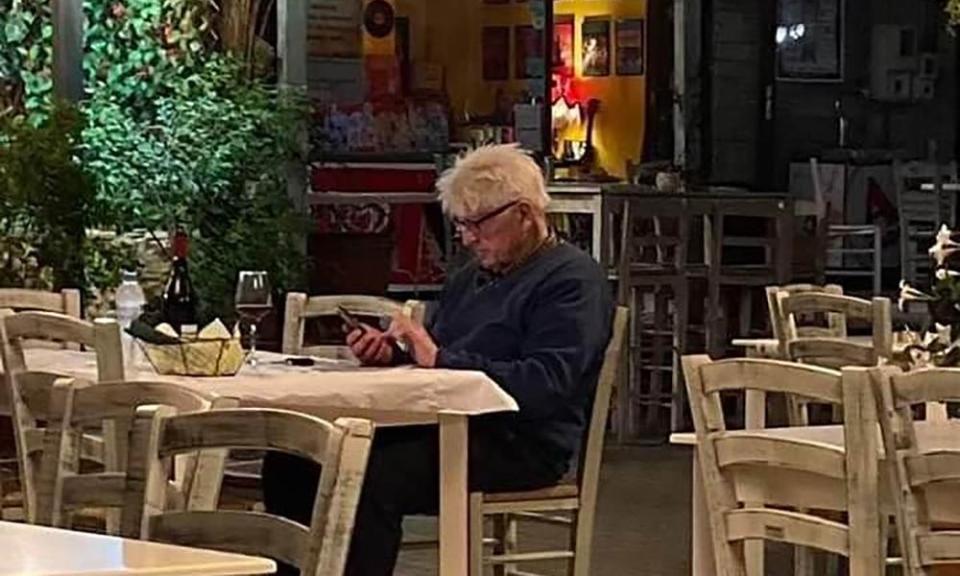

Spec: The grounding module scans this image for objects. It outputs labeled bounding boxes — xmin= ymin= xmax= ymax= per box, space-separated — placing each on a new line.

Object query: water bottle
xmin=115 ymin=269 xmax=146 ymax=369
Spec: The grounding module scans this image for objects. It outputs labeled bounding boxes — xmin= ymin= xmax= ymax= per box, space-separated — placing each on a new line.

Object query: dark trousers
xmin=262 ymin=422 xmax=564 ymax=576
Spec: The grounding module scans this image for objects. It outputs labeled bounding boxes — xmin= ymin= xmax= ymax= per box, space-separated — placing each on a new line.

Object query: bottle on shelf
xmin=115 ymin=269 xmax=146 ymax=369
xmin=162 ymin=229 xmax=197 ymax=334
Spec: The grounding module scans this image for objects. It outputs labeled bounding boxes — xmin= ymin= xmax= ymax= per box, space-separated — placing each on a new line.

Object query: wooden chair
xmin=810 ymin=158 xmax=883 ymax=296
xmin=707 ymin=197 xmax=793 ymax=357
xmin=467 ymin=306 xmax=628 ymax=576
xmin=682 ymin=355 xmax=882 ymax=576
xmin=129 ymin=407 xmax=374 ymax=576
xmin=282 ymin=293 xmax=424 ymax=358
xmin=34 ymin=378 xmax=236 ymax=535
xmin=775 ymin=291 xmax=892 ymax=370
xmin=0 ymin=292 xmax=80 ymax=518
xmin=895 ymin=159 xmax=959 ymax=286
xmin=873 ymin=366 xmax=960 ymax=575
xmin=616 ymin=195 xmax=692 ymax=437
xmin=0 ymin=311 xmax=123 ymax=522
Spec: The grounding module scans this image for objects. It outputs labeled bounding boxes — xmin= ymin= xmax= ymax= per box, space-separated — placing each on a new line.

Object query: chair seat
xmin=483 ymin=482 xmax=579 ymax=503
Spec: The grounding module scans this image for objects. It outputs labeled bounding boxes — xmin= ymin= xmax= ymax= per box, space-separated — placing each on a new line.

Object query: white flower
xmin=898 ymin=280 xmax=934 ymax=311
xmin=935 ymin=323 xmax=953 ymax=346
xmin=935 ymin=268 xmax=960 ymax=280
xmin=929 ymin=225 xmax=960 ymax=265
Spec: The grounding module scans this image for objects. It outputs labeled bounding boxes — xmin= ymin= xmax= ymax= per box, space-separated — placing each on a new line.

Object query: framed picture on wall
xmin=615 ymin=18 xmax=645 ymax=76
xmin=553 ymin=15 xmax=574 ymax=77
xmin=776 ymin=0 xmax=844 ymax=81
xmin=582 ymin=17 xmax=610 ymax=77
xmin=515 ymin=25 xmax=544 ymax=79
xmin=482 ymin=26 xmax=510 ymax=80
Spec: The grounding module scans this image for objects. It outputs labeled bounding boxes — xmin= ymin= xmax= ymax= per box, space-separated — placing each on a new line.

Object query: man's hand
xmin=346 ymin=324 xmax=394 ymax=366
xmin=385 ymin=314 xmax=438 ymax=368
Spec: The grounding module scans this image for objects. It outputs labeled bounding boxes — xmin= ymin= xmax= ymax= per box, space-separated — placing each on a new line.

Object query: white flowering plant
xmin=896 ymin=225 xmax=960 ymax=368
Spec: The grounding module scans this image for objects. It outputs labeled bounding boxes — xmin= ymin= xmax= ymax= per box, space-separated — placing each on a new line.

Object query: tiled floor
xmin=397 ymin=444 xmax=693 ymax=576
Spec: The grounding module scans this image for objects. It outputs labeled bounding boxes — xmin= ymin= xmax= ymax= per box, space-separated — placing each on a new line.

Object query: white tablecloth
xmin=11 ymin=349 xmax=518 ymax=424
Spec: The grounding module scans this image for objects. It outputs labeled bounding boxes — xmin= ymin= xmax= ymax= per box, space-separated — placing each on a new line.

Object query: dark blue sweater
xmin=429 ymin=242 xmax=613 ymax=474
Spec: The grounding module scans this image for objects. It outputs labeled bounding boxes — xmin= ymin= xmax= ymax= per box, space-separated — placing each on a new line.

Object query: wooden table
xmin=0 ymin=520 xmax=275 ymax=575
xmin=12 ymin=349 xmax=519 ymax=576
xmin=670 ymin=421 xmax=960 ymax=575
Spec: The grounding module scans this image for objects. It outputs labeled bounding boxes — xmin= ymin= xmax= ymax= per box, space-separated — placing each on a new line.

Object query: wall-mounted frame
xmin=615 ymin=18 xmax=645 ymax=76
xmin=482 ymin=26 xmax=510 ymax=80
xmin=776 ymin=0 xmax=845 ymax=82
xmin=582 ymin=17 xmax=610 ymax=77
xmin=515 ymin=25 xmax=545 ymax=79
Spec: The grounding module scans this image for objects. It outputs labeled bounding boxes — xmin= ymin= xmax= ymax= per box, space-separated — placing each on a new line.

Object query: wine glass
xmin=235 ymin=270 xmax=272 ymax=366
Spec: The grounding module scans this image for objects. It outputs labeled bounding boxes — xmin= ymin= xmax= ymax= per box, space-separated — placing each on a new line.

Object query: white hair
xmin=436 ymin=144 xmax=551 ymax=217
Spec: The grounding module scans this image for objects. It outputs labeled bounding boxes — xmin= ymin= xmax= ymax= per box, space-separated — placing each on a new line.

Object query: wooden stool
xmin=616 ymin=197 xmax=693 ymax=439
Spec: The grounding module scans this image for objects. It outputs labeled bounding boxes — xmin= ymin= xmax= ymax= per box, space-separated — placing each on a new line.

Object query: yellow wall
xmin=395 ymin=0 xmax=647 ymax=178
xmin=556 ymin=0 xmax=647 ymax=177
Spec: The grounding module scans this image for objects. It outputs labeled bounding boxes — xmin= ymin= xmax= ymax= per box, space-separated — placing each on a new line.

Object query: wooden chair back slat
xmin=158 ymin=409 xmax=339 ymax=462
xmin=130 ymin=407 xmax=374 ymax=576
xmin=904 ymin=452 xmax=960 ymax=487
xmin=779 ymin=292 xmax=874 ymax=320
xmin=726 ymin=509 xmax=850 ymax=557
xmin=282 ymin=293 xmax=423 ymax=356
xmin=152 ymin=510 xmax=311 ymax=569
xmin=0 ymin=288 xmax=81 ymax=316
xmin=787 ymin=339 xmax=877 ymax=369
xmin=690 ymin=357 xmax=843 ymax=430
xmin=715 ymin=435 xmax=847 ymax=480
xmin=885 ymin=368 xmax=960 ymax=407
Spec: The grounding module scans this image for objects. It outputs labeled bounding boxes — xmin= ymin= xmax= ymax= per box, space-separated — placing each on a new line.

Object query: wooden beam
xmin=52 ymin=0 xmax=84 ymax=102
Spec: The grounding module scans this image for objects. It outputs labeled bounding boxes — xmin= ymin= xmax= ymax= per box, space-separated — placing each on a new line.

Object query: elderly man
xmin=263 ymin=145 xmax=613 ymax=575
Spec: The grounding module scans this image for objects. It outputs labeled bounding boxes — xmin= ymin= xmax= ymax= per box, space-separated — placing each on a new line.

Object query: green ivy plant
xmin=0 ymin=0 xmax=213 ymax=120
xmin=0 ymin=0 xmax=54 ymax=118
xmin=82 ymin=56 xmax=308 ymax=322
xmin=0 ymin=103 xmax=92 ymax=290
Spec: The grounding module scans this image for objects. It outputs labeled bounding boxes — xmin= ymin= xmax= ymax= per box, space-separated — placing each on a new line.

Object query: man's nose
xmin=459 ymin=227 xmax=478 ymax=246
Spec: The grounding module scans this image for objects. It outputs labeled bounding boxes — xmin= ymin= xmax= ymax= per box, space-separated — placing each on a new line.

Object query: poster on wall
xmin=515 ymin=26 xmax=544 ymax=79
xmin=552 ymin=15 xmax=574 ymax=102
xmin=553 ymin=16 xmax=574 ymax=76
xmin=482 ymin=26 xmax=510 ymax=81
xmin=776 ymin=0 xmax=843 ymax=81
xmin=615 ymin=18 xmax=645 ymax=76
xmin=308 ymin=0 xmax=362 ymax=58
xmin=582 ymin=18 xmax=610 ymax=77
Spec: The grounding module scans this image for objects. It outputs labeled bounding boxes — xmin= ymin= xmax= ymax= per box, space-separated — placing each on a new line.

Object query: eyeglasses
xmin=452 ymin=200 xmax=520 ymax=234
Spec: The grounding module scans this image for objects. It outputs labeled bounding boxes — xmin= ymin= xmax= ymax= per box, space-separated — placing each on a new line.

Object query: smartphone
xmin=337 ymin=305 xmax=364 ymax=333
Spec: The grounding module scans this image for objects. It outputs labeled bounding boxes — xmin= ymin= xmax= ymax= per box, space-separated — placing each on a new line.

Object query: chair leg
xmin=491 ymin=513 xmax=517 ymax=576
xmin=671 ymin=280 xmax=689 ymax=432
xmin=469 ymin=493 xmax=484 ymax=576
xmin=570 ymin=510 xmax=591 ymax=576
xmin=872 ymin=227 xmax=882 ymax=296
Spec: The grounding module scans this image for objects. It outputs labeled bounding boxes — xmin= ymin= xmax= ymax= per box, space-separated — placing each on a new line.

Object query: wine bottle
xmin=162 ymin=230 xmax=197 ymax=333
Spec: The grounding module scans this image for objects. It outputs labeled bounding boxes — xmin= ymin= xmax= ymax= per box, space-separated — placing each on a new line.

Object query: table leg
xmin=691 ymin=449 xmax=717 ymax=576
xmin=439 ymin=413 xmax=469 ymax=576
